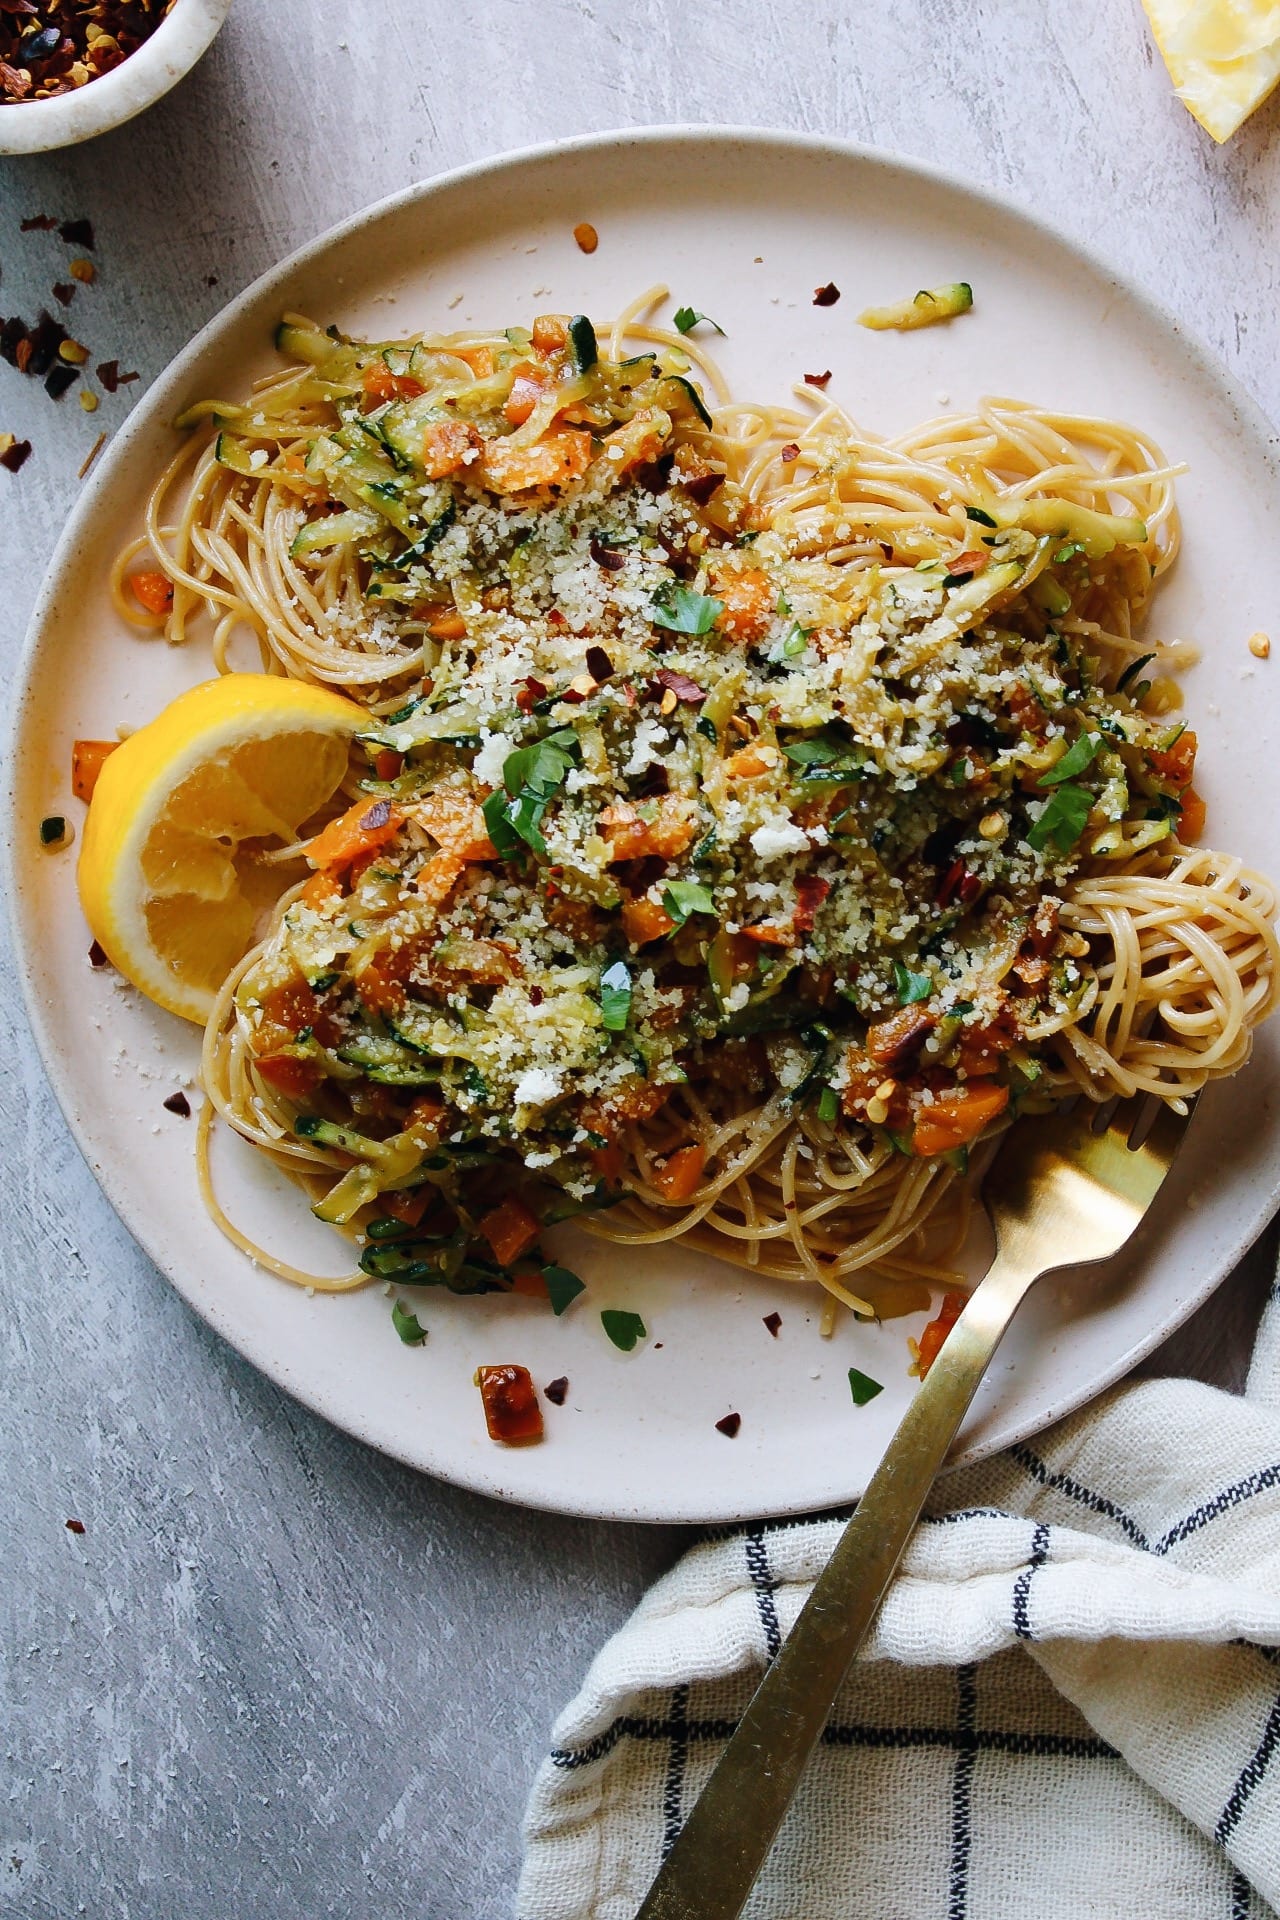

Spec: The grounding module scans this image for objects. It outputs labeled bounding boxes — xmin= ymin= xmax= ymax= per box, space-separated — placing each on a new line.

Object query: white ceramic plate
xmin=10 ymin=129 xmax=1280 ymax=1523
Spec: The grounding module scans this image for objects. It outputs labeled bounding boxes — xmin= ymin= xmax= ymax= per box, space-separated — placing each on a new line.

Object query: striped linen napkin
xmin=519 ymin=1258 xmax=1280 ymax=1919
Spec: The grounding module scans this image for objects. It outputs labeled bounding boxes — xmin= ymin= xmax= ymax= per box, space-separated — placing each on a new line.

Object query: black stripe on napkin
xmin=744 ymin=1529 xmax=783 ymax=1661
xmin=660 ymin=1684 xmax=690 ymax=1858
xmin=948 ymin=1665 xmax=979 ymax=1920
xmin=1012 ymin=1521 xmax=1051 ymax=1640
xmin=1214 ymin=1682 xmax=1280 ymax=1845
xmin=1011 ymin=1445 xmax=1149 ymax=1548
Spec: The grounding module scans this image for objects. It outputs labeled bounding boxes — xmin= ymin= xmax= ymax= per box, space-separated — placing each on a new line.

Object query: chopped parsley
xmin=1039 ymin=731 xmax=1102 ymax=785
xmin=893 ymin=961 xmax=932 ymax=1005
xmin=672 ymin=306 xmax=724 ymax=335
xmin=651 ymin=583 xmax=724 ymax=635
xmin=662 ymin=878 xmax=716 ymax=926
xmin=601 ymin=1309 xmax=646 ymax=1351
xmin=1026 ymin=782 xmax=1093 ymax=854
xmin=847 ymin=1367 xmax=883 ymax=1407
xmin=392 ymin=1299 xmax=427 ymax=1345
xmin=543 ymin=1265 xmax=585 ymax=1315
xmin=599 ymin=959 xmax=632 ymax=1031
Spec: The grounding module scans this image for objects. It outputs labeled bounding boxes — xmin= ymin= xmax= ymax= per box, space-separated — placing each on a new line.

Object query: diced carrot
xmin=652 ymin=1143 xmax=707 ymax=1203
xmin=621 ymin=895 xmax=675 ymax=946
xmin=481 ymin=427 xmax=592 ymax=494
xmin=475 ymin=1364 xmax=543 ymax=1445
xmin=255 ymin=1054 xmax=323 ymax=1099
xmin=300 ymin=870 xmax=341 ymax=909
xmin=453 ymin=345 xmax=495 ymax=377
xmin=722 ymin=743 xmax=775 ymax=780
xmin=712 ymin=567 xmax=775 ymax=643
xmin=1178 ymin=785 xmax=1206 ymax=843
xmin=531 ymin=315 xmax=569 ymax=354
xmin=1149 ymin=727 xmax=1197 ymax=790
xmin=374 ymin=749 xmax=403 ymax=781
xmin=404 ymin=1097 xmax=448 ymax=1142
xmin=794 ymin=874 xmax=831 ymax=933
xmin=740 ymin=921 xmax=792 ymax=946
xmin=477 ymin=1196 xmax=542 ymax=1268
xmin=362 ymin=363 xmax=424 ymax=408
xmin=383 ymin=1186 xmax=433 ymax=1228
xmin=421 ymin=419 xmax=481 ymax=479
xmin=71 ymin=738 xmax=118 ymax=804
xmin=911 ymin=1082 xmax=1009 ymax=1158
xmin=417 ymin=604 xmax=467 ymax=640
xmin=504 ymin=365 xmax=546 ymax=426
xmin=129 ymin=570 xmax=173 ymax=616
xmin=581 ymin=1076 xmax=673 ymax=1140
xmin=589 ymin=1142 xmax=626 ymax=1188
xmin=253 ymin=977 xmax=339 ymax=1052
xmin=510 ymin=1266 xmax=550 ymax=1299
xmin=412 ymin=787 xmax=497 ymax=861
xmin=597 ymin=408 xmax=668 ymax=474
xmin=305 ymin=797 xmax=403 ymax=873
xmin=599 ymin=797 xmax=696 ymax=862
xmin=915 ymin=1290 xmax=968 ymax=1378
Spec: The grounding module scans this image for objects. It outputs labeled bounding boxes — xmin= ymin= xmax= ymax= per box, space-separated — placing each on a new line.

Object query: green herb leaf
xmin=780 ymin=731 xmax=866 ymax=781
xmin=781 ymin=623 xmax=808 ymax=658
xmin=392 ymin=1299 xmax=427 ymax=1345
xmin=1053 ymin=541 xmax=1084 ymax=563
xmin=817 ymin=1084 xmax=840 ymax=1124
xmin=691 ymin=826 xmax=718 ymax=864
xmin=543 ymin=1265 xmax=585 ymax=1315
xmin=601 ymin=1308 xmax=646 ymax=1351
xmin=673 ymin=306 xmax=725 ymax=336
xmin=893 ymin=960 xmax=932 ymax=1005
xmin=1026 ymin=782 xmax=1093 ymax=854
xmin=964 ymin=505 xmax=997 ymax=528
xmin=662 ymin=879 xmax=717 ymax=926
xmin=1038 ymin=731 xmax=1101 ymax=786
xmin=651 ymin=583 xmax=724 ymax=636
xmin=599 ymin=959 xmax=632 ymax=1032
xmin=848 ymin=1367 xmax=883 ymax=1406
xmin=481 ymin=787 xmax=521 ymax=857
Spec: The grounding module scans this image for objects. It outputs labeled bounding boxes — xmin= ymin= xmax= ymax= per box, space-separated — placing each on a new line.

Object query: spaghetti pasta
xmin=121 ymin=288 xmax=1277 ymax=1316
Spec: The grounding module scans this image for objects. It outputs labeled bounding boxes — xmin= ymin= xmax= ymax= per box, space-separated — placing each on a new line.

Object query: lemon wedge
xmin=78 ymin=674 xmax=366 ymax=1024
xmin=1142 ymin=0 xmax=1280 ymax=140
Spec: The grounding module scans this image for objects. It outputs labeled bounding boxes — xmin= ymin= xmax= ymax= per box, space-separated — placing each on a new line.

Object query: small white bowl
xmin=0 ymin=0 xmax=233 ymax=155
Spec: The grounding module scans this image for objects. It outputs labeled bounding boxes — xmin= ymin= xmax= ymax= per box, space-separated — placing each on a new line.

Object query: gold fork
xmin=636 ymin=1094 xmax=1192 ymax=1920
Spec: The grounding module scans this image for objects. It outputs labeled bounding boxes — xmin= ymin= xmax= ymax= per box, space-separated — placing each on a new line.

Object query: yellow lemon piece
xmin=1142 ymin=0 xmax=1280 ymax=141
xmin=78 ymin=674 xmax=366 ymax=1025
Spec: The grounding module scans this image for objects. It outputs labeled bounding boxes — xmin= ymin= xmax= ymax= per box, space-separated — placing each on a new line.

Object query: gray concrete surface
xmin=2 ymin=4 xmax=1279 ymax=1913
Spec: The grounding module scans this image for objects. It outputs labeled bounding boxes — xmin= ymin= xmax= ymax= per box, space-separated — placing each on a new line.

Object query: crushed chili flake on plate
xmin=803 ymin=370 xmax=832 ymax=389
xmin=2 ymin=10 xmax=172 ymax=106
xmin=163 ymin=1090 xmax=191 ymax=1118
xmin=0 ymin=435 xmax=31 ymax=472
xmin=715 ymin=1411 xmax=742 ymax=1438
xmin=543 ymin=1375 xmax=569 ymax=1406
xmin=763 ymin=1311 xmax=782 ymax=1337
xmin=813 ymin=282 xmax=841 ymax=306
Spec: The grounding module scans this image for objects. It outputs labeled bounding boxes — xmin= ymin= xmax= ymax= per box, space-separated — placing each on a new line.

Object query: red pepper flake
xmin=813 ymin=283 xmax=841 ymax=307
xmin=21 ymin=214 xmax=58 ymax=233
xmin=937 ymin=857 xmax=981 ymax=908
xmin=374 ymin=748 xmax=403 ymax=781
xmin=680 ymin=470 xmax=724 ymax=505
xmin=95 ymin=360 xmax=139 ymax=393
xmin=359 ymin=799 xmax=392 ymax=831
xmin=163 ymin=1091 xmax=191 ymax=1118
xmin=45 ymin=363 xmax=78 ymax=400
xmin=589 ymin=535 xmax=626 ymax=571
xmin=780 ymin=442 xmax=800 ymax=463
xmin=65 ymin=1518 xmax=85 ymax=1535
xmin=763 ymin=1312 xmax=782 ymax=1337
xmin=0 ymin=438 xmax=32 ymax=473
xmin=715 ymin=1412 xmax=742 ymax=1438
xmin=585 ymin=645 xmax=614 ymax=681
xmin=528 ymin=984 xmax=544 ymax=1007
xmin=59 ymin=219 xmax=94 ymax=250
xmin=515 ymin=674 xmax=548 ymax=714
xmin=803 ymin=370 xmax=833 ymax=389
xmin=654 ymin=666 xmax=706 ymax=703
xmin=52 ymin=282 xmax=75 ymax=307
xmin=544 ymin=1376 xmax=569 ymax=1406
xmin=475 ymin=1363 xmax=544 ymax=1445
xmin=794 ymin=874 xmax=831 ymax=933
xmin=87 ymin=939 xmax=109 ymax=968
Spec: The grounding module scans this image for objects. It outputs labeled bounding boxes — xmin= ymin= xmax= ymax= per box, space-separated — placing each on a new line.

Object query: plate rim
xmin=8 ymin=123 xmax=1280 ymax=1522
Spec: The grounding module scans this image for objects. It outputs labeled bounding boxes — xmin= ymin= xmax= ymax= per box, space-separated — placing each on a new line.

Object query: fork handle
xmin=635 ymin=1249 xmax=1040 ymax=1920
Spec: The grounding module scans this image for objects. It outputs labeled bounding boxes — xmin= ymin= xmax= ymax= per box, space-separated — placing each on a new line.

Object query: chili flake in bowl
xmin=0 ymin=0 xmax=232 ymax=153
